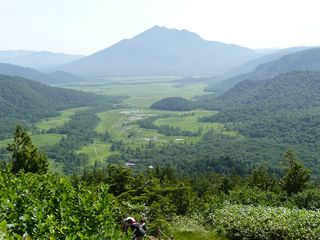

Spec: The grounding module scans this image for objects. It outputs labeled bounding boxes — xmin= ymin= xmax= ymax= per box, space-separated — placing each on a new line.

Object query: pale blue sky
xmin=1 ymin=0 xmax=320 ymax=55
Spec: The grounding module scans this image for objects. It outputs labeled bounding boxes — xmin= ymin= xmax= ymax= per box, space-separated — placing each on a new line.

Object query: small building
xmin=125 ymin=159 xmax=139 ymax=168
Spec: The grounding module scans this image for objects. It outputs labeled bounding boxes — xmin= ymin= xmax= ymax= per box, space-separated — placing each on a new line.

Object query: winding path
xmin=93 ymin=139 xmax=103 ymax=161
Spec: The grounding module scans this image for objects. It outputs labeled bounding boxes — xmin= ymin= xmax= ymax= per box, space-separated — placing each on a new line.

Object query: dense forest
xmin=1 ymin=126 xmax=320 ymax=239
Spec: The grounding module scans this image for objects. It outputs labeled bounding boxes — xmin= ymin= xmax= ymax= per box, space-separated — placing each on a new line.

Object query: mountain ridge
xmin=0 ymin=50 xmax=84 ymax=69
xmin=0 ymin=63 xmax=84 ymax=84
xmin=57 ymin=26 xmax=259 ymax=77
xmin=210 ymin=47 xmax=320 ymax=92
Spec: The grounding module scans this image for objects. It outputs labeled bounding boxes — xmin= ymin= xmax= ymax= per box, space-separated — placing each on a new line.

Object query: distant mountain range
xmin=0 ymin=63 xmax=83 ymax=84
xmin=208 ymin=47 xmax=320 ymax=92
xmin=2 ymin=27 xmax=318 ymax=83
xmin=0 ymin=50 xmax=34 ymax=59
xmin=223 ymin=47 xmax=310 ymax=78
xmin=0 ymin=50 xmax=84 ymax=70
xmin=57 ymin=26 xmax=259 ymax=77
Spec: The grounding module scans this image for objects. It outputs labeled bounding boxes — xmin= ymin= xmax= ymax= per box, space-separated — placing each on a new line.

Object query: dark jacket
xmin=130 ymin=223 xmax=146 ymax=237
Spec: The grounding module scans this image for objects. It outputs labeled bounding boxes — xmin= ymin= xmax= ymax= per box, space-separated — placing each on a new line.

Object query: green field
xmin=76 ymin=141 xmax=112 ymax=166
xmin=154 ymin=110 xmax=221 ymax=130
xmin=36 ymin=107 xmax=87 ymax=131
xmin=95 ymin=108 xmax=205 ymax=145
xmin=154 ymin=110 xmax=241 ymax=137
xmin=68 ymin=81 xmax=207 ymax=108
xmin=94 ymin=107 xmax=240 ymax=149
xmin=0 ymin=134 xmax=64 ymax=149
xmin=96 ymin=110 xmax=127 ymax=136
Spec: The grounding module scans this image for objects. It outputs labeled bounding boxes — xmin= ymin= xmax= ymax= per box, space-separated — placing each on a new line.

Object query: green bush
xmin=213 ymin=204 xmax=320 ymax=239
xmin=293 ymin=188 xmax=320 ymax=210
xmin=0 ymin=169 xmax=124 ymax=239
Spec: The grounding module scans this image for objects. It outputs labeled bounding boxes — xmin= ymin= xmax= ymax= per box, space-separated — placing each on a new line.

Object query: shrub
xmin=214 ymin=204 xmax=320 ymax=239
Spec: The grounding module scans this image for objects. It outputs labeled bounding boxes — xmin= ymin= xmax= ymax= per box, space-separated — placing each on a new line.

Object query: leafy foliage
xmin=213 ymin=204 xmax=320 ymax=239
xmin=0 ymin=169 xmax=123 ymax=239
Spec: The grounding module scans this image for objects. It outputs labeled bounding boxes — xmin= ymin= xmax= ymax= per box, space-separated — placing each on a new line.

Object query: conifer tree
xmin=280 ymin=149 xmax=310 ymax=194
xmin=7 ymin=125 xmax=48 ymax=174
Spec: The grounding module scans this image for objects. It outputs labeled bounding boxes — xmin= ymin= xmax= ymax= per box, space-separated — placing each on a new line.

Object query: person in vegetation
xmin=127 ymin=218 xmax=146 ymax=240
xmin=122 ymin=216 xmax=136 ymax=232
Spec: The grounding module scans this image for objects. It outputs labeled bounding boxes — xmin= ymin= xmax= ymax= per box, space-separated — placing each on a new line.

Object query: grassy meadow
xmin=0 ymin=133 xmax=64 ymax=149
xmin=36 ymin=107 xmax=87 ymax=131
xmin=76 ymin=141 xmax=112 ymax=166
xmin=154 ymin=110 xmax=241 ymax=137
xmin=68 ymin=79 xmax=207 ymax=108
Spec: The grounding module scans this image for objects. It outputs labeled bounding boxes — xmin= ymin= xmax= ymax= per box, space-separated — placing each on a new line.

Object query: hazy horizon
xmin=1 ymin=0 xmax=320 ymax=55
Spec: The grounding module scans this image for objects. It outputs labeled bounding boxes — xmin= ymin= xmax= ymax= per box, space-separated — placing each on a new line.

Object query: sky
xmin=0 ymin=0 xmax=320 ymax=55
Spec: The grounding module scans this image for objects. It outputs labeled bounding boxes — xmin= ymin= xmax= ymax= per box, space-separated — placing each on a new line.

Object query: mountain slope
xmin=201 ymin=71 xmax=320 ymax=143
xmin=223 ymin=47 xmax=310 ymax=78
xmin=0 ymin=74 xmax=120 ymax=138
xmin=0 ymin=63 xmax=83 ymax=84
xmin=0 ymin=51 xmax=84 ymax=69
xmin=220 ymin=71 xmax=320 ymax=109
xmin=59 ymin=26 xmax=258 ymax=77
xmin=210 ymin=47 xmax=320 ymax=92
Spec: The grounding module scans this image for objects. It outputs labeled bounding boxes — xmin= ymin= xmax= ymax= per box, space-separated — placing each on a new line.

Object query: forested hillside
xmin=208 ymin=47 xmax=320 ymax=92
xmin=0 ymin=75 xmax=120 ymax=138
xmin=199 ymin=71 xmax=320 ymax=173
xmin=150 ymin=97 xmax=196 ymax=111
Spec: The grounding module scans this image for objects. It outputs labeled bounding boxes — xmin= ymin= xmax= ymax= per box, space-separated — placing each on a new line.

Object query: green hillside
xmin=205 ymin=71 xmax=320 ymax=119
xmin=0 ymin=74 xmax=120 ymax=138
xmin=199 ymin=71 xmax=320 ymax=173
xmin=150 ymin=97 xmax=196 ymax=111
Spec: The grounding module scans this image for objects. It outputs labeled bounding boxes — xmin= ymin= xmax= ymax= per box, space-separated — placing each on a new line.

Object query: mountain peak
xmin=137 ymin=25 xmax=202 ymax=40
xmin=59 ymin=26 xmax=258 ymax=77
